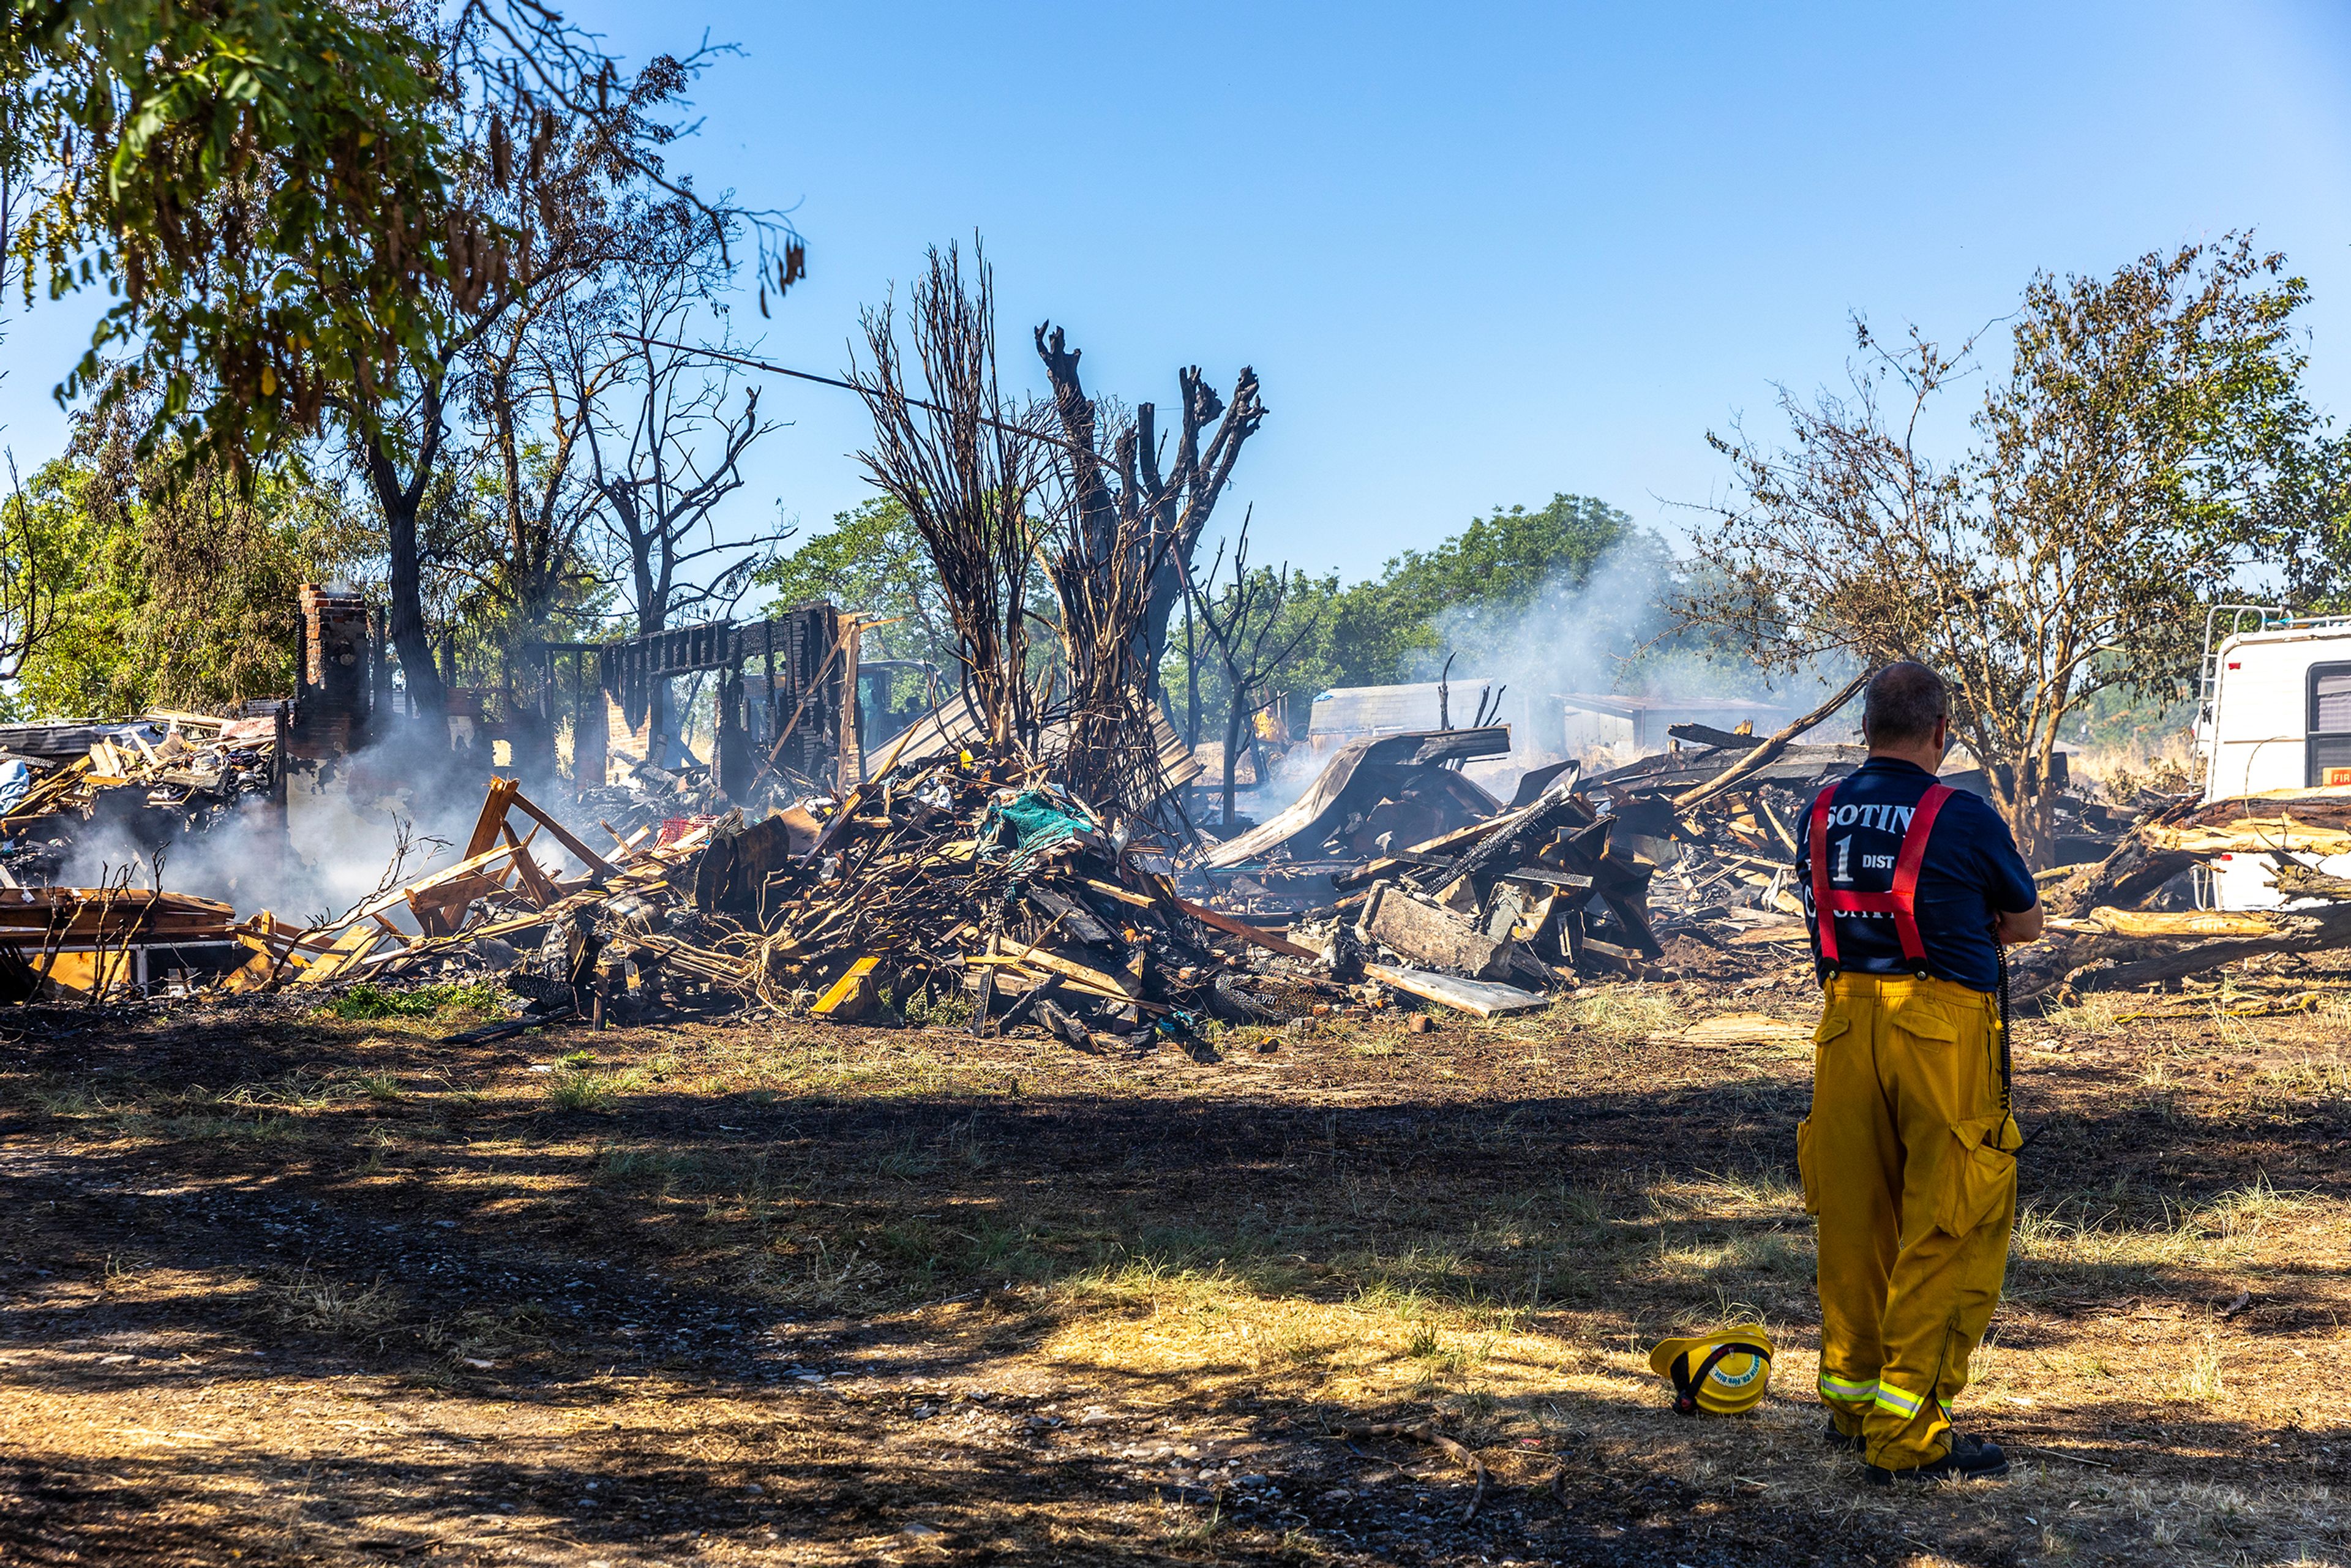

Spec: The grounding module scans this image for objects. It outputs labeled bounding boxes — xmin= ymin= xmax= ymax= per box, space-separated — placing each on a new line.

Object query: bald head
xmin=1862 ymin=662 xmax=1949 ymax=751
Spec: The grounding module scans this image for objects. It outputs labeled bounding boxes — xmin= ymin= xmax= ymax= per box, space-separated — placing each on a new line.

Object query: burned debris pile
xmin=197 ymin=750 xmax=1338 ymax=1044
xmin=2014 ymin=789 xmax=2351 ymax=1002
xmin=5 ymin=696 xmax=2341 ymax=1026
xmin=1327 ymin=769 xmax=1661 ymax=998
xmin=0 ymin=710 xmax=282 ymax=883
xmin=718 ymin=757 xmax=1280 ymax=1041
xmin=220 ymin=777 xmax=758 ymax=1016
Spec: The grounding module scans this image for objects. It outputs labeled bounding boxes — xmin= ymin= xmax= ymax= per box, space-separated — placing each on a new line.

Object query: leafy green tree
xmin=1685 ymin=236 xmax=2324 ymax=861
xmin=4 ymin=0 xmax=454 ymax=467
xmin=1168 ymin=493 xmax=1671 ymax=734
xmin=1 ymin=1 xmax=803 ymax=474
xmin=754 ymin=497 xmax=953 ymax=668
xmin=1 ymin=401 xmax=368 ymax=717
xmin=1359 ymin=495 xmax=1651 ymax=659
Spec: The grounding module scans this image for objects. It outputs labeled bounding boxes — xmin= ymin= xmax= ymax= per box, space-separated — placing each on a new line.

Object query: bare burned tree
xmin=457 ymin=270 xmax=620 ymax=640
xmin=585 ymin=307 xmax=778 ymax=633
xmin=850 ymin=242 xmax=1047 ymax=754
xmin=1033 ymin=324 xmax=1265 ymax=700
xmin=580 ymin=200 xmax=787 ymax=751
xmin=340 ymin=75 xmax=678 ymax=722
xmin=1191 ymin=516 xmax=1319 ymax=828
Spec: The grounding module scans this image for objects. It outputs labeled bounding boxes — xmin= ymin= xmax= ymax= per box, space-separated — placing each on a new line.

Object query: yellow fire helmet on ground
xmin=1649 ymin=1326 xmax=1774 ymax=1416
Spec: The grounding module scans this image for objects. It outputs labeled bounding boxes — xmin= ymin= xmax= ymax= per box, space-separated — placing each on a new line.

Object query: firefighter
xmin=1795 ymin=662 xmax=2043 ymax=1485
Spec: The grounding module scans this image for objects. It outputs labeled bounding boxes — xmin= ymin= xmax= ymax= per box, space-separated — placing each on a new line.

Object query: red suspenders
xmin=1807 ymin=781 xmax=1954 ymax=970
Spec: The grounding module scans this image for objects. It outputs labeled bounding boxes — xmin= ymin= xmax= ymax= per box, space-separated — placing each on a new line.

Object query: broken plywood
xmin=1365 ymin=962 xmax=1549 ymax=1018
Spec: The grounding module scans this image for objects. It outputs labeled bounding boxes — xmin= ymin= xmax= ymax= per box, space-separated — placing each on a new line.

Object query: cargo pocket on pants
xmin=1796 ymin=1011 xmax=1847 ymax=1220
xmin=1795 ymin=1116 xmax=1822 ymax=1216
xmin=1937 ymin=1113 xmax=2021 ymax=1236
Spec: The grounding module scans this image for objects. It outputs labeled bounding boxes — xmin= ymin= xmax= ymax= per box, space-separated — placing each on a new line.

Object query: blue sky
xmin=3 ymin=1 xmax=2347 ymax=583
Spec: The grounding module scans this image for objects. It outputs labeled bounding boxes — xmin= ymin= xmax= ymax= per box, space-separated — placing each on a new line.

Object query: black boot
xmin=1822 ymin=1420 xmax=1864 ymax=1452
xmin=1864 ymin=1433 xmax=2011 ymax=1485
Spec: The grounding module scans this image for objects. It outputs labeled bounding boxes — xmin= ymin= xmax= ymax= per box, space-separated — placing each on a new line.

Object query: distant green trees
xmin=0 ymin=406 xmax=368 ymax=718
xmin=740 ymin=487 xmax=1784 ymax=753
xmin=1162 ymin=493 xmax=1687 ymax=742
xmin=752 ymin=498 xmax=956 ymax=669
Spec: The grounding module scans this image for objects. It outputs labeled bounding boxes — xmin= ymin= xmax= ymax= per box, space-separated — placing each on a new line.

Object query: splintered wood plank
xmin=500 ymin=823 xmax=559 ymax=907
xmin=461 ymin=776 xmax=523 ymax=860
xmin=1364 ymin=963 xmax=1550 ymax=1018
xmin=1082 ymin=877 xmax=1158 ymax=909
xmin=508 ymin=786 xmax=619 ymax=877
xmin=1168 ymin=894 xmax=1321 ymax=960
xmin=294 ymin=925 xmax=383 ymax=986
xmin=813 ymin=956 xmax=882 ymax=1019
xmin=960 ymin=955 xmax=1168 ymax=1013
xmin=991 ymin=939 xmax=1138 ymax=998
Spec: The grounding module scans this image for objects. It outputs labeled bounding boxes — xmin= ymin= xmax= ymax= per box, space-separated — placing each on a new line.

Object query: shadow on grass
xmin=2 ymin=1012 xmax=2348 ymax=1565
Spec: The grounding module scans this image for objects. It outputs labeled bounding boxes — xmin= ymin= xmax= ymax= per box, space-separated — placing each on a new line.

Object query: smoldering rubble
xmin=0 ymin=590 xmax=2345 ymax=1035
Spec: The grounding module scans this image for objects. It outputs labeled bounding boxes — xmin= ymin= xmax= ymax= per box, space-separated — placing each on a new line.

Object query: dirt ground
xmin=2 ymin=956 xmax=2349 ymax=1567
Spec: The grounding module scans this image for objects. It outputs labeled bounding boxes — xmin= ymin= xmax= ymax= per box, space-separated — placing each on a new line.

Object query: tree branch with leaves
xmin=1679 ymin=236 xmax=2323 ymax=863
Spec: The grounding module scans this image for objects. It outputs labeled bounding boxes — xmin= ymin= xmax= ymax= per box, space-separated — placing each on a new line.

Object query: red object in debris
xmin=658 ymin=816 xmax=718 ymax=845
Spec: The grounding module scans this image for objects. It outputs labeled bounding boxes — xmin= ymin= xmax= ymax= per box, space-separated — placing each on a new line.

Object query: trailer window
xmin=2310 ymin=664 xmax=2351 ymax=787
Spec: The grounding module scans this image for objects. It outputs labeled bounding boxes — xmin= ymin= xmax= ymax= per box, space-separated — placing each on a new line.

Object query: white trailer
xmin=2195 ymin=606 xmax=2351 ymax=909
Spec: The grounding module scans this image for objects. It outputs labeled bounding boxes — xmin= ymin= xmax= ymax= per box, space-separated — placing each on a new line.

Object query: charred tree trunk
xmin=1182 ymin=585 xmax=1200 ymax=752
xmin=1033 ymin=325 xmax=1266 ymax=693
xmin=361 ymin=384 xmax=449 ymax=724
xmin=1223 ymin=686 xmax=1246 ymax=828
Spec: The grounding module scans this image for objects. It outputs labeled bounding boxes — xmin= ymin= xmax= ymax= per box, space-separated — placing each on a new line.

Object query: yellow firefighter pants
xmin=1796 ymin=973 xmax=2022 ymax=1469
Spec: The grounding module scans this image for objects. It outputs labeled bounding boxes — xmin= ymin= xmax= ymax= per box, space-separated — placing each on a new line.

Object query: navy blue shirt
xmin=1794 ymin=758 xmax=2039 ymax=993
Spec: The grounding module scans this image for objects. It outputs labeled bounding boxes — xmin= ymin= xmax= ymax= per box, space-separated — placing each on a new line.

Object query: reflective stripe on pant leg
xmin=1818 ymin=1371 xmax=1878 ymax=1408
xmin=1873 ymin=1379 xmax=1950 ymax=1447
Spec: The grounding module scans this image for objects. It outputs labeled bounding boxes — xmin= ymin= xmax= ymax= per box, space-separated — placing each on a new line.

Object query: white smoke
xmin=1230 ymin=535 xmax=1847 ymax=819
xmin=1408 ymin=536 xmax=1847 ymax=792
xmin=56 ymin=730 xmax=591 ymax=930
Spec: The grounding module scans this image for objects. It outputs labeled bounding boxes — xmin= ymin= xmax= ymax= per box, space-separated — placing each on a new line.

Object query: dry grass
xmin=4 ymin=987 xmax=2350 ymax=1566
xmin=2041 ymin=991 xmax=2141 ymax=1035
xmin=1557 ymin=985 xmax=1689 ymax=1043
xmin=268 ymin=1269 xmax=403 ymax=1337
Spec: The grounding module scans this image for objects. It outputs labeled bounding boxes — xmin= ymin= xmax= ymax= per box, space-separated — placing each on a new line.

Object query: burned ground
xmin=2 ymin=966 xmax=2348 ymax=1567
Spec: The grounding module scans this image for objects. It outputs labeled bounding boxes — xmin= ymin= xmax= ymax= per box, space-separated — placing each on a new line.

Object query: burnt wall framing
xmin=549 ymin=604 xmax=859 ymax=797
